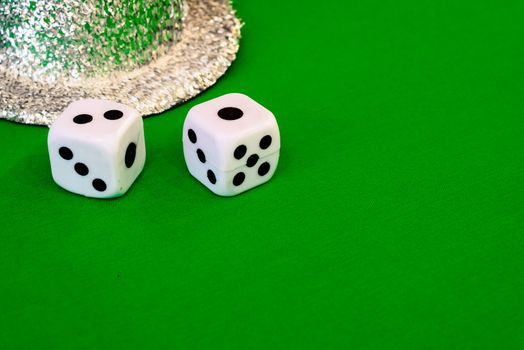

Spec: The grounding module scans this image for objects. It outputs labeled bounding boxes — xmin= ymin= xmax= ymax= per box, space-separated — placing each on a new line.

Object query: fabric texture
xmin=0 ymin=1 xmax=523 ymax=348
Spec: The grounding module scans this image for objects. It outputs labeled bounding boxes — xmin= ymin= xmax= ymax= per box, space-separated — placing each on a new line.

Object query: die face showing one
xmin=48 ymin=99 xmax=146 ymax=198
xmin=182 ymin=93 xmax=280 ymax=196
xmin=183 ymin=93 xmax=280 ymax=172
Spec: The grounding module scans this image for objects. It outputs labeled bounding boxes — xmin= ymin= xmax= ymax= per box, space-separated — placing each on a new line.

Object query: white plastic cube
xmin=48 ymin=99 xmax=146 ymax=198
xmin=183 ymin=93 xmax=280 ymax=196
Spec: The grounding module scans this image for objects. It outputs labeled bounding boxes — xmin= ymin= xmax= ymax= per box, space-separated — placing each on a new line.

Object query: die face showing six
xmin=182 ymin=93 xmax=280 ymax=196
xmin=48 ymin=99 xmax=146 ymax=198
xmin=184 ymin=93 xmax=281 ymax=172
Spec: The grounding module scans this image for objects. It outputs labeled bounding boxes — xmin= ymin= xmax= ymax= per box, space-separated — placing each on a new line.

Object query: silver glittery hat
xmin=0 ymin=0 xmax=241 ymax=125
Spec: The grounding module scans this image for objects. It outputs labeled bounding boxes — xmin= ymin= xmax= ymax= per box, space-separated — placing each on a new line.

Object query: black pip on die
xmin=48 ymin=99 xmax=146 ymax=198
xmin=183 ymin=93 xmax=280 ymax=196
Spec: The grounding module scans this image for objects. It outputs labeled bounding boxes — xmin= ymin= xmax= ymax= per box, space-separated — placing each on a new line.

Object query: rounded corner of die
xmin=208 ymin=187 xmax=236 ymax=197
xmin=46 ymin=128 xmax=56 ymax=142
xmin=224 ymin=92 xmax=249 ymax=100
xmin=266 ymin=110 xmax=279 ymax=125
xmin=185 ymin=103 xmax=202 ymax=119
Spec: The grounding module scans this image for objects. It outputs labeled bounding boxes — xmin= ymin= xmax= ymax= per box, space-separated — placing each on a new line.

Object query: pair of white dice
xmin=48 ymin=94 xmax=280 ymax=198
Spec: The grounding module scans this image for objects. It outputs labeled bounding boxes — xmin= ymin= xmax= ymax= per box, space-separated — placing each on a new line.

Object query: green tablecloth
xmin=1 ymin=1 xmax=523 ymax=348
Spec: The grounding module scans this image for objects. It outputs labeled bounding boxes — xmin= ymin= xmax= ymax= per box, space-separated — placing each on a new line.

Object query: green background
xmin=1 ymin=1 xmax=523 ymax=348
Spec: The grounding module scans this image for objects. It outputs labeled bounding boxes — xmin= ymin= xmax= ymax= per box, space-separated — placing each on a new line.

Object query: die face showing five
xmin=183 ymin=93 xmax=280 ymax=196
xmin=183 ymin=146 xmax=280 ymax=196
xmin=48 ymin=99 xmax=146 ymax=198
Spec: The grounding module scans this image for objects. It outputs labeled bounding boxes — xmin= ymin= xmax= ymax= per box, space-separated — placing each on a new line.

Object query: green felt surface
xmin=1 ymin=1 xmax=524 ymax=349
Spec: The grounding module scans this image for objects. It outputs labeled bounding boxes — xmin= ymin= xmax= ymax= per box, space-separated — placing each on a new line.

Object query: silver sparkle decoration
xmin=0 ymin=0 xmax=241 ymax=125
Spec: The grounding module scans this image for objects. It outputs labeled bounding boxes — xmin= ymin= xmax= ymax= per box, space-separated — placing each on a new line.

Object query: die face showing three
xmin=183 ymin=93 xmax=280 ymax=196
xmin=48 ymin=99 xmax=146 ymax=198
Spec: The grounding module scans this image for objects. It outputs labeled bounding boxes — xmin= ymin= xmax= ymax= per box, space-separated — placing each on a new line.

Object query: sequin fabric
xmin=0 ymin=0 xmax=241 ymax=125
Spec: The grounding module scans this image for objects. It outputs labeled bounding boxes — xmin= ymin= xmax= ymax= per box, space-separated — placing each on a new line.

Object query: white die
xmin=183 ymin=93 xmax=280 ymax=196
xmin=48 ymin=99 xmax=146 ymax=198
